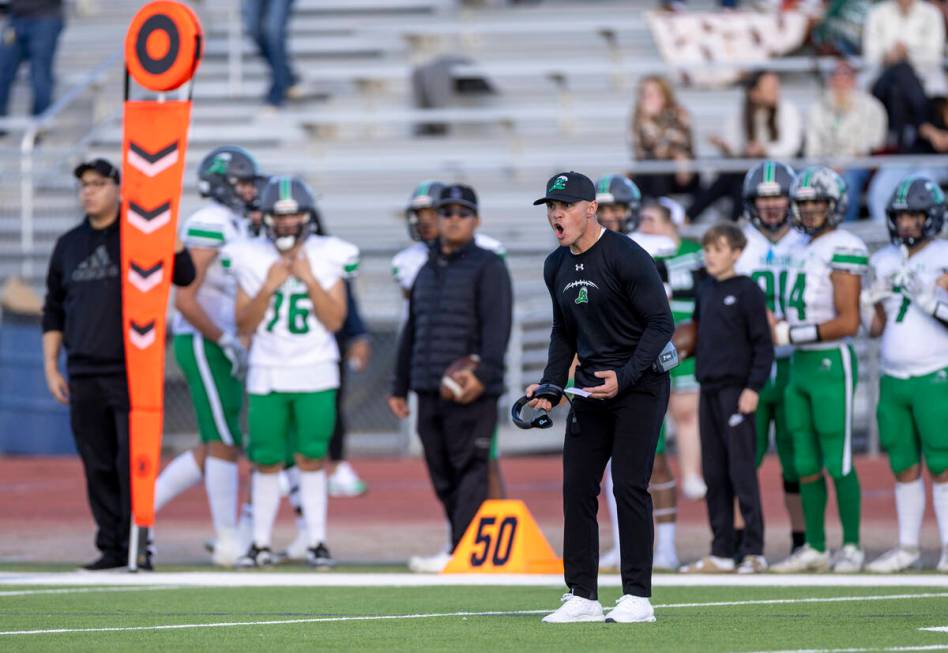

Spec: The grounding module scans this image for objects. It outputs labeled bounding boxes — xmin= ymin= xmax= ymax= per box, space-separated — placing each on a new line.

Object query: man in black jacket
xmin=42 ymin=159 xmax=195 ymax=571
xmin=528 ymin=172 xmax=674 ymax=624
xmin=388 ymin=184 xmax=513 ymax=572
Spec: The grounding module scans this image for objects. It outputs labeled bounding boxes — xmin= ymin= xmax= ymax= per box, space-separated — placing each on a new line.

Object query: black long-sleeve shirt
xmin=42 ymin=215 xmax=196 ymax=376
xmin=693 ymin=275 xmax=774 ymax=391
xmin=539 ymin=228 xmax=674 ymax=393
xmin=392 ymin=238 xmax=512 ymax=397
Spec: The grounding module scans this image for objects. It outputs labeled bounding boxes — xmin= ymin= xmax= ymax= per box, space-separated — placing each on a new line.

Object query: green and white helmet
xmin=886 ymin=174 xmax=946 ymax=247
xmin=594 ymin=174 xmax=642 ymax=233
xmin=405 ymin=180 xmax=445 ymax=242
xmin=261 ymin=175 xmax=316 ymax=251
xmin=789 ymin=165 xmax=848 ymax=235
xmin=742 ymin=160 xmax=795 ymax=232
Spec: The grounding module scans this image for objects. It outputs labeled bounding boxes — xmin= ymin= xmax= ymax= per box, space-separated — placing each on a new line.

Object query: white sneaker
xmin=329 ymin=462 xmax=367 ymax=498
xmin=408 ymin=551 xmax=451 ymax=573
xmin=653 ymin=549 xmax=680 ymax=572
xmin=679 ymin=555 xmax=735 ymax=574
xmin=937 ymin=546 xmax=948 ymax=573
xmin=542 ymin=592 xmax=605 ymax=623
xmin=211 ymin=529 xmax=243 ymax=567
xmin=736 ymin=555 xmax=768 ymax=574
xmin=867 ymin=547 xmax=921 ymax=573
xmin=599 ymin=547 xmax=620 ymax=571
xmin=771 ymin=544 xmax=831 ymax=573
xmin=604 ymin=594 xmax=656 ymax=623
xmin=831 ymin=544 xmax=865 ymax=573
xmin=283 ymin=528 xmax=310 ymax=562
xmin=681 ymin=476 xmax=707 ymax=500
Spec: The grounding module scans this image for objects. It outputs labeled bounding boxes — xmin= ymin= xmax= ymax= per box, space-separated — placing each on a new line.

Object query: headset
xmin=511 ymin=384 xmax=564 ymax=430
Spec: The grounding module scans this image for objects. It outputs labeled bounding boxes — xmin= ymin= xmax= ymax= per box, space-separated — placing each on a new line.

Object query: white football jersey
xmin=629 ymin=232 xmax=678 ymax=259
xmin=736 ymin=225 xmax=809 ymax=359
xmin=871 ymin=240 xmax=948 ymax=378
xmin=391 ymin=233 xmax=506 ymax=292
xmin=227 ymin=235 xmax=355 ymax=394
xmin=784 ymin=228 xmax=868 ymax=350
xmin=172 ymin=203 xmax=247 ymax=337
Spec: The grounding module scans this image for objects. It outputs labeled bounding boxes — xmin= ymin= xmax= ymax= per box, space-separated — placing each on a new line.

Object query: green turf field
xmin=2 ymin=581 xmax=948 ymax=652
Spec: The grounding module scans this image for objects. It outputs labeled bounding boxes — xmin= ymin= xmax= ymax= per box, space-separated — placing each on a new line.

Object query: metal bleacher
xmin=0 ymin=0 xmax=905 ymax=449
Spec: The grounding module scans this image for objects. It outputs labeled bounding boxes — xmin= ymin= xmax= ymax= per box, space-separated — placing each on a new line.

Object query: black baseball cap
xmin=533 ymin=171 xmax=595 ymax=205
xmin=436 ymin=184 xmax=478 ymax=212
xmin=74 ymin=158 xmax=120 ymax=184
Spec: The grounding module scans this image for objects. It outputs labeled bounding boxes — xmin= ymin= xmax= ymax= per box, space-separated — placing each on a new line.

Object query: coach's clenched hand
xmin=582 ymin=370 xmax=618 ymax=400
xmin=387 ymin=395 xmax=410 ymax=419
xmin=525 ymin=383 xmax=553 ymax=412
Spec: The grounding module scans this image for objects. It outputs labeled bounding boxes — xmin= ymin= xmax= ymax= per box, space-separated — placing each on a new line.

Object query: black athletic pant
xmin=416 ymin=392 xmax=495 ymax=549
xmin=68 ymin=373 xmax=131 ymax=561
xmin=563 ymin=372 xmax=669 ymax=600
xmin=698 ymin=385 xmax=764 ymax=559
xmin=329 ymin=358 xmax=347 ymax=462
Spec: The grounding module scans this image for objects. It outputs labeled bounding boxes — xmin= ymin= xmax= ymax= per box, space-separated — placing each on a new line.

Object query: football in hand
xmin=672 ymin=321 xmax=697 ymax=359
xmin=440 ymin=354 xmax=481 ymax=400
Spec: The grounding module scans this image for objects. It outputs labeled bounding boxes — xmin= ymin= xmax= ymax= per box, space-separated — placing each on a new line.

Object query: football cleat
xmin=307 ymin=542 xmax=336 ymax=570
xmin=831 ymin=544 xmax=865 ymax=573
xmin=236 ymin=544 xmax=275 ymax=569
xmin=866 ymin=547 xmax=921 ymax=573
xmin=771 ymin=544 xmax=831 ymax=573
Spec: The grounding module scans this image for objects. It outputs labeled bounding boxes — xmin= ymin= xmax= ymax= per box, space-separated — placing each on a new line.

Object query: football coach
xmin=527 ymin=172 xmax=673 ymax=624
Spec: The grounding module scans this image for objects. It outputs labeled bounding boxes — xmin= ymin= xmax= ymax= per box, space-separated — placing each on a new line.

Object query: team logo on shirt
xmin=564 ymin=279 xmax=598 ymax=305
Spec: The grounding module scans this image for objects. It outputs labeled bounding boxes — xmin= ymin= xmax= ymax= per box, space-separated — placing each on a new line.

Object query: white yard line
xmin=1 ymin=591 xmax=946 ymax=637
xmin=1 ymin=572 xmax=947 ymax=589
xmin=921 ymin=629 xmax=948 ymax=634
xmin=0 ymin=586 xmax=179 ymax=598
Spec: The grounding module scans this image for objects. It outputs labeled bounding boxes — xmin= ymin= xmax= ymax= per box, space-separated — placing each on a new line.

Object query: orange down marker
xmin=442 ymin=500 xmax=564 ymax=574
xmin=121 ymin=1 xmax=202 ymax=531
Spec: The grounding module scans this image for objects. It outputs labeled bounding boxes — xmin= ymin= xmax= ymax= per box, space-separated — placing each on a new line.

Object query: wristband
xmin=789 ymin=324 xmax=820 ymax=344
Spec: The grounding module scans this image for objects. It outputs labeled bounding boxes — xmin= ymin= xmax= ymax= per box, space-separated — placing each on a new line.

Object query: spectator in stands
xmin=688 ymin=71 xmax=802 ymax=222
xmin=42 ymin=159 xmax=195 ymax=571
xmin=867 ymin=95 xmax=948 ymax=221
xmin=805 ymin=59 xmax=888 ymax=221
xmin=863 ymin=0 xmax=946 ymax=150
xmin=243 ymin=0 xmax=298 ymax=111
xmin=629 ymin=75 xmax=698 ymax=201
xmin=809 ymin=0 xmax=873 ymax=57
xmin=0 ymin=0 xmax=64 ymax=123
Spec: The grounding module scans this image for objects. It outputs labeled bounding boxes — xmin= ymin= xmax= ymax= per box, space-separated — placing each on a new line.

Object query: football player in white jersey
xmin=393 ymin=180 xmax=507 ymax=573
xmin=735 ymin=161 xmax=808 ymax=558
xmin=153 ymin=146 xmax=260 ymax=566
xmin=863 ymin=175 xmax=948 ymax=573
xmin=594 ymin=175 xmax=680 ymax=571
xmin=771 ymin=166 xmax=868 ymax=574
xmin=230 ymin=176 xmax=353 ymax=568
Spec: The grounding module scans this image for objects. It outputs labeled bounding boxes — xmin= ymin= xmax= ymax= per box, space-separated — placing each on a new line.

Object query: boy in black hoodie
xmin=680 ymin=223 xmax=774 ymax=574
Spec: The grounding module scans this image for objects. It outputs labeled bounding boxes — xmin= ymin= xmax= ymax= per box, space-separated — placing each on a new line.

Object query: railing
xmin=12 ymin=49 xmax=120 ymax=279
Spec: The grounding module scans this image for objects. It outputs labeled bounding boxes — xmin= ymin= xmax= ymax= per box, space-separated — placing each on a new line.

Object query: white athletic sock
xmin=895 ymin=478 xmax=926 ymax=549
xmin=252 ymin=472 xmax=281 ymax=548
xmin=205 ymin=457 xmax=238 ymax=536
xmin=154 ymin=450 xmax=202 ymax=513
xmin=299 ymin=469 xmax=328 ymax=547
xmin=605 ymin=460 xmax=620 ymax=552
xmin=656 ymin=522 xmax=677 ymax=559
xmin=933 ymin=482 xmax=948 ymax=547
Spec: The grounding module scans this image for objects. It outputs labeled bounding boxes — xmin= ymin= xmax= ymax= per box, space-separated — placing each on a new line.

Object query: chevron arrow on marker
xmin=128 ymin=261 xmax=164 ymax=293
xmin=127 ymin=201 xmax=172 ymax=234
xmin=129 ymin=320 xmax=157 ymax=350
xmin=127 ymin=141 xmax=179 ymax=178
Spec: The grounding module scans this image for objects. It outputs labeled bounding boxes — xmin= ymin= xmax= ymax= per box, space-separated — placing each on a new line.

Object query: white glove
xmin=901 ymin=271 xmax=940 ymax=316
xmin=859 ymin=289 xmax=881 ymax=334
xmin=217 ymin=332 xmax=248 ymax=379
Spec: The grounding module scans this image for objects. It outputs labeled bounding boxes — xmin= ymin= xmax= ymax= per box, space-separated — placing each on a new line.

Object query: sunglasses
xmin=438 ymin=207 xmax=476 ymax=219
